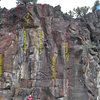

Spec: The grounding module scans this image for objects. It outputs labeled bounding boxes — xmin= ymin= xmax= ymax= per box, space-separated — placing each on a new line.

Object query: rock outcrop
xmin=0 ymin=4 xmax=100 ymax=100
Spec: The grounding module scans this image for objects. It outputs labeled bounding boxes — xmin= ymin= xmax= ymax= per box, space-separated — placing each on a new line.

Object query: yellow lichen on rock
xmin=65 ymin=42 xmax=69 ymax=61
xmin=0 ymin=53 xmax=3 ymax=76
xmin=23 ymin=29 xmax=27 ymax=53
xmin=39 ymin=29 xmax=43 ymax=54
xmin=52 ymin=56 xmax=55 ymax=80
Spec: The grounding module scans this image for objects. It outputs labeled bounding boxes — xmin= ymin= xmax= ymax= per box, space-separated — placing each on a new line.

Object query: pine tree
xmin=68 ymin=10 xmax=74 ymax=18
xmin=16 ymin=0 xmax=38 ymax=5
xmin=92 ymin=0 xmax=100 ymax=12
xmin=73 ymin=6 xmax=89 ymax=18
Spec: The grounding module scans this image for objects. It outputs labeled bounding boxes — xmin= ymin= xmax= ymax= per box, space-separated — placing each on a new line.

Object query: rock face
xmin=0 ymin=4 xmax=100 ymax=100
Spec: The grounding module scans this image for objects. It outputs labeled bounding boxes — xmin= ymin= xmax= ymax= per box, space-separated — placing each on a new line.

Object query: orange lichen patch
xmin=15 ymin=88 xmax=21 ymax=95
xmin=15 ymin=97 xmax=22 ymax=100
xmin=0 ymin=97 xmax=5 ymax=100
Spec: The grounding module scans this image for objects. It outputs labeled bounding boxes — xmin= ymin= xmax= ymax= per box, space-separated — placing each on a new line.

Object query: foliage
xmin=86 ymin=42 xmax=93 ymax=49
xmin=16 ymin=0 xmax=38 ymax=5
xmin=73 ymin=6 xmax=90 ymax=18
xmin=68 ymin=10 xmax=75 ymax=18
xmin=67 ymin=6 xmax=90 ymax=18
xmin=92 ymin=0 xmax=100 ymax=12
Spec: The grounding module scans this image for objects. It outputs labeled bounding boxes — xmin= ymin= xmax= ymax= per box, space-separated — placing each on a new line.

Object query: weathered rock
xmin=0 ymin=4 xmax=100 ymax=100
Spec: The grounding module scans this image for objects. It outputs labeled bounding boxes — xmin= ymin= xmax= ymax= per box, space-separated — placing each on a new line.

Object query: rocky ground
xmin=0 ymin=4 xmax=100 ymax=100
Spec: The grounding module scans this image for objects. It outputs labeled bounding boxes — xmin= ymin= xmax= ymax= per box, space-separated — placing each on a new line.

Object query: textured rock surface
xmin=0 ymin=4 xmax=100 ymax=100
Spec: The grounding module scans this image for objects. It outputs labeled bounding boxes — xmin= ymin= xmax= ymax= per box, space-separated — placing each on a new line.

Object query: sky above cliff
xmin=0 ymin=0 xmax=95 ymax=12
